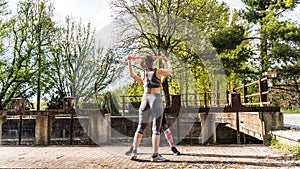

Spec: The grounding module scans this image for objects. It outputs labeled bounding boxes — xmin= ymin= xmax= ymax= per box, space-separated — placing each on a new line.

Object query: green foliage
xmin=0 ymin=0 xmax=55 ymax=109
xmin=264 ymin=134 xmax=278 ymax=146
xmin=112 ymin=0 xmax=233 ymax=94
xmin=46 ymin=91 xmax=65 ymax=110
xmin=295 ymin=147 xmax=300 ymax=160
xmin=239 ymin=0 xmax=300 ymax=108
xmin=48 ymin=16 xmax=120 ymax=106
xmin=210 ymin=25 xmax=245 ymax=53
xmin=210 ymin=8 xmax=255 ymax=86
xmin=269 ymin=133 xmax=300 ymax=160
xmin=0 ymin=0 xmax=298 ymax=110
xmin=97 ymin=92 xmax=121 ymax=116
xmin=241 ymin=0 xmax=299 ymax=71
xmin=0 ymin=0 xmax=117 ymax=110
xmin=126 ymin=82 xmax=143 ymax=102
xmin=281 ymin=108 xmax=300 ymax=114
xmin=168 ymin=76 xmax=180 ymax=94
xmin=241 ymin=0 xmax=298 ymax=23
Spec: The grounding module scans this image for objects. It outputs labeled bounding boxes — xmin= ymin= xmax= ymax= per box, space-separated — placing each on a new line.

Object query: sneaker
xmin=151 ymin=154 xmax=168 ymax=162
xmin=125 ymin=146 xmax=133 ymax=156
xmin=130 ymin=150 xmax=137 ymax=160
xmin=171 ymin=147 xmax=180 ymax=155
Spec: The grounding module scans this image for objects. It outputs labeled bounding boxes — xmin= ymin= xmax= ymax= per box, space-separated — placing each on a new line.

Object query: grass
xmin=265 ymin=134 xmax=300 ymax=160
xmin=281 ymin=108 xmax=300 ymax=114
xmin=273 ymin=142 xmax=300 ymax=160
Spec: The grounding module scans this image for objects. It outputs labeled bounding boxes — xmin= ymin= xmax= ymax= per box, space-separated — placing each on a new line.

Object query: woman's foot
xmin=151 ymin=154 xmax=168 ymax=162
xmin=125 ymin=146 xmax=133 ymax=156
xmin=171 ymin=146 xmax=180 ymax=155
xmin=130 ymin=149 xmax=137 ymax=160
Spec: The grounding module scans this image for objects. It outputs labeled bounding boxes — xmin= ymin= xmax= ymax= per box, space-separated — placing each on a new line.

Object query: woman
xmin=128 ymin=55 xmax=172 ymax=162
xmin=125 ymin=76 xmax=181 ymax=156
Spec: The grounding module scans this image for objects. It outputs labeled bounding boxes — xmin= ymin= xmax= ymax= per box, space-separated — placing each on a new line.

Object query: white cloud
xmin=7 ymin=0 xmax=113 ymax=30
xmin=52 ymin=0 xmax=112 ymax=30
xmin=7 ymin=0 xmax=299 ymax=31
xmin=219 ymin=0 xmax=245 ymax=10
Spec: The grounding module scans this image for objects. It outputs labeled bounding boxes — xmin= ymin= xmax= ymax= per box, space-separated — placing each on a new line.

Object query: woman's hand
xmin=127 ymin=56 xmax=133 ymax=60
xmin=152 ymin=55 xmax=168 ymax=61
xmin=161 ymin=55 xmax=168 ymax=62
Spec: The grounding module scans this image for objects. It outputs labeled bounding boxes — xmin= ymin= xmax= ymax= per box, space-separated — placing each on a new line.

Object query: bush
xmin=96 ymin=92 xmax=121 ymax=116
xmin=269 ymin=134 xmax=300 ymax=160
xmin=264 ymin=134 xmax=278 ymax=146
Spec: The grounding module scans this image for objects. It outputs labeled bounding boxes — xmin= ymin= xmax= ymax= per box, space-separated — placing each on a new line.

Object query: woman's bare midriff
xmin=144 ymin=87 xmax=161 ymax=94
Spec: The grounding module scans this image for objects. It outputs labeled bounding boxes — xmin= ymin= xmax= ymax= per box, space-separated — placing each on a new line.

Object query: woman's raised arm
xmin=128 ymin=58 xmax=143 ymax=85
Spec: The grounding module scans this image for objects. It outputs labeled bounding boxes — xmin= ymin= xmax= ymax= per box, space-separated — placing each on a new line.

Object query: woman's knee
xmin=153 ymin=130 xmax=161 ymax=135
xmin=152 ymin=124 xmax=162 ymax=135
xmin=135 ymin=131 xmax=143 ymax=138
xmin=136 ymin=124 xmax=146 ymax=134
xmin=161 ymin=123 xmax=168 ymax=131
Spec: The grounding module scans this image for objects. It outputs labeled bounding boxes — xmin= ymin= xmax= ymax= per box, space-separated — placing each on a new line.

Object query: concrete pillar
xmin=229 ymin=92 xmax=242 ymax=107
xmin=105 ymin=114 xmax=111 ymax=144
xmin=0 ymin=116 xmax=7 ymax=145
xmin=35 ymin=115 xmax=55 ymax=145
xmin=11 ymin=98 xmax=26 ymax=112
xmin=263 ymin=112 xmax=284 ymax=135
xmin=88 ymin=110 xmax=111 ymax=145
xmin=63 ymin=97 xmax=76 ymax=113
xmin=200 ymin=113 xmax=216 ymax=145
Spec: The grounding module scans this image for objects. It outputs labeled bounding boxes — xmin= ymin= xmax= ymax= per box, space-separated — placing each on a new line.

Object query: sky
xmin=8 ymin=0 xmax=246 ymax=31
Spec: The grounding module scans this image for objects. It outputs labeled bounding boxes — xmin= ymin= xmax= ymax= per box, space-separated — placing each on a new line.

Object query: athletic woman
xmin=127 ymin=55 xmax=172 ymax=162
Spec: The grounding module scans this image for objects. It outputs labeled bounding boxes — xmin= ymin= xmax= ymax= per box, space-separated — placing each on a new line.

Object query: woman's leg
xmin=152 ymin=133 xmax=160 ymax=154
xmin=151 ymin=113 xmax=167 ymax=162
xmin=132 ymin=132 xmax=143 ymax=150
xmin=161 ymin=114 xmax=175 ymax=148
xmin=151 ymin=114 xmax=162 ymax=155
xmin=150 ymin=94 xmax=168 ymax=161
xmin=132 ymin=114 xmax=147 ymax=151
xmin=130 ymin=96 xmax=150 ymax=159
xmin=161 ymin=110 xmax=181 ymax=155
xmin=151 ymin=94 xmax=164 ymax=152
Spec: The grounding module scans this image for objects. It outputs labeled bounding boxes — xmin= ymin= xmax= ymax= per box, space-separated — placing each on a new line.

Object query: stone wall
xmin=1 ymin=114 xmax=257 ymax=145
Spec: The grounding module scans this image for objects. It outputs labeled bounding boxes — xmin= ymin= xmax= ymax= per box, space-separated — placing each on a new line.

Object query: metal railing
xmin=233 ymin=77 xmax=272 ymax=106
xmin=119 ymin=77 xmax=274 ymax=112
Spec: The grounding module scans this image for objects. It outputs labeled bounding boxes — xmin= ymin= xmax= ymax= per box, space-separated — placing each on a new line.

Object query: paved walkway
xmin=0 ymin=145 xmax=299 ymax=169
xmin=284 ymin=114 xmax=300 ymax=129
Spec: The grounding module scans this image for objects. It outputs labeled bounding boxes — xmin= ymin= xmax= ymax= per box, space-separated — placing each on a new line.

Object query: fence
xmin=0 ymin=76 xmax=280 ymax=146
xmin=120 ymin=76 xmax=274 ymax=112
xmin=0 ymin=97 xmax=111 ymax=146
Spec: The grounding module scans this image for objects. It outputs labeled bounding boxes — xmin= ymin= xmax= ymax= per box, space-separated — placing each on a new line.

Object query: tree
xmin=241 ymin=0 xmax=299 ymax=74
xmin=241 ymin=0 xmax=300 ymax=107
xmin=111 ymin=0 xmax=232 ymax=105
xmin=0 ymin=0 xmax=9 ymax=54
xmin=29 ymin=0 xmax=56 ymax=110
xmin=47 ymin=16 xmax=120 ymax=108
xmin=210 ymin=9 xmax=255 ymax=88
xmin=0 ymin=0 xmax=54 ymax=109
xmin=0 ymin=0 xmax=56 ymax=110
xmin=0 ymin=0 xmax=10 ymax=109
xmin=0 ymin=0 xmax=8 ymax=16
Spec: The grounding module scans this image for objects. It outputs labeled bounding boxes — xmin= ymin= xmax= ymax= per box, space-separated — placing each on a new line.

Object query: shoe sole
xmin=171 ymin=152 xmax=180 ymax=156
xmin=130 ymin=155 xmax=137 ymax=160
xmin=151 ymin=158 xmax=169 ymax=162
